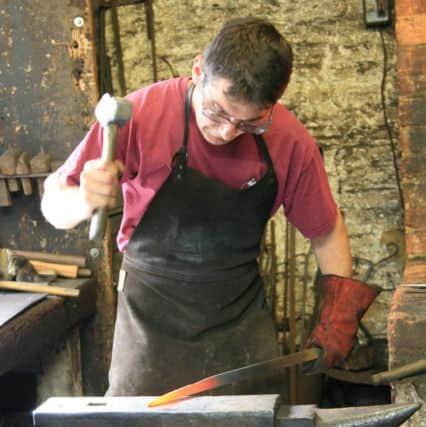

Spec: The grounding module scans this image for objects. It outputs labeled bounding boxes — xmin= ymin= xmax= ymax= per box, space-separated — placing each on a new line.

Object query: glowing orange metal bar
xmin=148 ymin=347 xmax=321 ymax=407
xmin=148 ymin=377 xmax=218 ymax=407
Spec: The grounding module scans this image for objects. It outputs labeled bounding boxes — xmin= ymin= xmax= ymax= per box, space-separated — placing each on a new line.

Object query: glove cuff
xmin=305 ymin=275 xmax=379 ymax=370
xmin=320 ymin=275 xmax=379 ymax=317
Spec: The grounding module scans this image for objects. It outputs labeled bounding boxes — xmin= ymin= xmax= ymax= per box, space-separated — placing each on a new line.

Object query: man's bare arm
xmin=303 ymin=210 xmax=378 ymax=374
xmin=311 ymin=210 xmax=352 ymax=277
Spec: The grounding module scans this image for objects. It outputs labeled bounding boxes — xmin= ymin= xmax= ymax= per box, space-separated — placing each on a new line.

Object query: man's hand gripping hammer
xmin=89 ymin=93 xmax=132 ymax=240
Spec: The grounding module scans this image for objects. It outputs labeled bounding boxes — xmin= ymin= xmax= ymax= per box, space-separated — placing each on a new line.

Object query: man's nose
xmin=219 ymin=122 xmax=241 ymax=141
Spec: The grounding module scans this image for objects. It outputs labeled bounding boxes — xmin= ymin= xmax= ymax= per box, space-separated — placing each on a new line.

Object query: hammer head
xmin=95 ymin=93 xmax=132 ymax=128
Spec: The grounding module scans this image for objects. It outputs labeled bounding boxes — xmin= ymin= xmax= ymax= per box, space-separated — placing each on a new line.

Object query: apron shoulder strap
xmin=255 ymin=134 xmax=275 ymax=176
xmin=172 ymin=82 xmax=195 ymax=167
xmin=182 ymin=82 xmax=195 ymax=149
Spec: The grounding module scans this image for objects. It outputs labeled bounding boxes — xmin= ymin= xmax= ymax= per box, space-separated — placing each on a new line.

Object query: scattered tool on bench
xmin=0 ymin=280 xmax=79 ymax=297
xmin=8 ymin=249 xmax=86 ymax=267
xmin=148 ymin=347 xmax=321 ymax=407
xmin=0 ymin=249 xmax=87 ymax=297
xmin=88 ymin=93 xmax=132 ymax=240
xmin=28 ymin=260 xmax=91 ymax=278
xmin=0 ymin=249 xmax=91 ymax=279
xmin=0 ymin=250 xmax=54 ymax=283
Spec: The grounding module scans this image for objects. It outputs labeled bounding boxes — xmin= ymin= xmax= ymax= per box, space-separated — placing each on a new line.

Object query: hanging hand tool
xmin=30 ymin=151 xmax=52 ymax=199
xmin=0 ymin=148 xmax=22 ymax=192
xmin=147 ymin=347 xmax=321 ymax=407
xmin=16 ymin=152 xmax=33 ymax=196
xmin=88 ymin=93 xmax=132 ymax=240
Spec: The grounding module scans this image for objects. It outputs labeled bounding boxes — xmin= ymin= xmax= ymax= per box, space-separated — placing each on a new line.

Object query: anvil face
xmin=32 ymin=395 xmax=419 ymax=427
xmin=33 ymin=395 xmax=279 ymax=427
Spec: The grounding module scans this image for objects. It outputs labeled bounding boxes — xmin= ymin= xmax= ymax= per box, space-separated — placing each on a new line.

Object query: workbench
xmin=0 ymin=278 xmax=97 ymax=376
xmin=0 ymin=277 xmax=97 ymax=426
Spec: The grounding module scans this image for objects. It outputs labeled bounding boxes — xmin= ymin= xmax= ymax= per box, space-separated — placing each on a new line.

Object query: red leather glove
xmin=301 ymin=275 xmax=378 ymax=374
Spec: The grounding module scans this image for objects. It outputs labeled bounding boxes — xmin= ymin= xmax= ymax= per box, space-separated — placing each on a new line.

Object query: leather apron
xmin=106 ymin=83 xmax=284 ymax=397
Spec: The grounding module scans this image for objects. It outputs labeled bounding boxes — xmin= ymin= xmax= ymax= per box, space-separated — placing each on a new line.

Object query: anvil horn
xmin=315 ymin=403 xmax=421 ymax=427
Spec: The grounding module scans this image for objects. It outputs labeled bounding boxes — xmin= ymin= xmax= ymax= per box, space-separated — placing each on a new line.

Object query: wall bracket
xmin=363 ymin=0 xmax=391 ymax=28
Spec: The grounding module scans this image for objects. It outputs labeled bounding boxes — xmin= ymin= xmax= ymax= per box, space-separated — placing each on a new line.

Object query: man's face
xmin=193 ymin=77 xmax=273 ymax=146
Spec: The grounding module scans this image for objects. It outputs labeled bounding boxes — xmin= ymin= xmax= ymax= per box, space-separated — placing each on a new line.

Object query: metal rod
xmin=110 ymin=2 xmax=126 ymax=95
xmin=372 ymin=359 xmax=426 ymax=385
xmin=86 ymin=0 xmax=100 ymax=99
xmin=145 ymin=0 xmax=157 ymax=82
xmin=270 ymin=220 xmax=277 ymax=323
xmin=289 ymin=224 xmax=297 ymax=403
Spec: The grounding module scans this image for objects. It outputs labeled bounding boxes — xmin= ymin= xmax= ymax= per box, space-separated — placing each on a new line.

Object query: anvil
xmin=32 ymin=395 xmax=420 ymax=427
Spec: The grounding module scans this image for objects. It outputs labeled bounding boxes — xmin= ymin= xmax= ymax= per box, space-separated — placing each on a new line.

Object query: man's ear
xmin=191 ymin=55 xmax=203 ymax=85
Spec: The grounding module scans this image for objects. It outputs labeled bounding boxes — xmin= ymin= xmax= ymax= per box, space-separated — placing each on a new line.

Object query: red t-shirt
xmin=56 ymin=77 xmax=337 ymax=251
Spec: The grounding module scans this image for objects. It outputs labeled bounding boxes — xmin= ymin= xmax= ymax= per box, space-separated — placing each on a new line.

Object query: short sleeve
xmin=284 ymin=145 xmax=337 ymax=239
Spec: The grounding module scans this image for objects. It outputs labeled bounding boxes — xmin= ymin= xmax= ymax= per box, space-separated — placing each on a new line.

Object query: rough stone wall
xmin=103 ymin=1 xmax=401 ymax=364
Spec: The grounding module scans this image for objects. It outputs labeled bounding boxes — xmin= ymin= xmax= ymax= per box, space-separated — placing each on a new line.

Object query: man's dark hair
xmin=202 ymin=17 xmax=293 ymax=107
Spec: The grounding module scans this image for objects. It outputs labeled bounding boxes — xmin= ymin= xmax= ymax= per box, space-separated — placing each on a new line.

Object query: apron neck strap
xmin=172 ymin=82 xmax=195 ymax=166
xmin=183 ymin=82 xmax=195 ymax=149
xmin=173 ymin=82 xmax=194 ymax=167
xmin=255 ymin=134 xmax=274 ymax=174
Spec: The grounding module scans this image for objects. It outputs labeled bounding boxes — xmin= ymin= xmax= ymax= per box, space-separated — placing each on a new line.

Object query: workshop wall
xmin=0 ymin=0 xmax=117 ymax=399
xmin=102 ymin=1 xmax=401 ymax=366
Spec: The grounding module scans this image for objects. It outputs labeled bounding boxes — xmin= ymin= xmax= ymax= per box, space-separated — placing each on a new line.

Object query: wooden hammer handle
xmin=0 ymin=281 xmax=79 ymax=297
xmin=10 ymin=250 xmax=86 ymax=267
xmin=29 ymin=260 xmax=79 ymax=278
xmin=89 ymin=123 xmax=118 ymax=240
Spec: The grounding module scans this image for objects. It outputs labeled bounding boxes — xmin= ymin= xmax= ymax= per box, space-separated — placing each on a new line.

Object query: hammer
xmin=89 ymin=93 xmax=132 ymax=240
